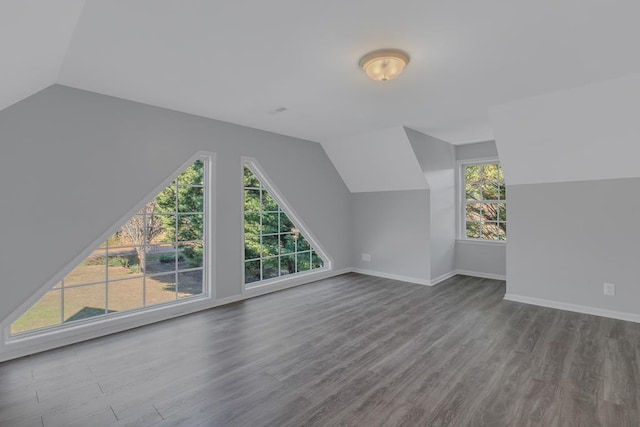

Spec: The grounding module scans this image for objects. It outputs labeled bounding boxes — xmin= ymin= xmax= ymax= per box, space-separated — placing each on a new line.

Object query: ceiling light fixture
xmin=359 ymin=49 xmax=410 ymax=82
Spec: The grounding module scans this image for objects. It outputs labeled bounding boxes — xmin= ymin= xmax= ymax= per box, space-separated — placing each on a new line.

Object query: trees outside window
xmin=462 ymin=162 xmax=506 ymax=241
xmin=243 ymin=163 xmax=326 ymax=286
xmin=10 ymin=157 xmax=209 ymax=336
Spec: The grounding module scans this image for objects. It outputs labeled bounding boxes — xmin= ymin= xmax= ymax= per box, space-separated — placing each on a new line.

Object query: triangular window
xmin=10 ymin=157 xmax=210 ymax=336
xmin=243 ymin=162 xmax=327 ymax=286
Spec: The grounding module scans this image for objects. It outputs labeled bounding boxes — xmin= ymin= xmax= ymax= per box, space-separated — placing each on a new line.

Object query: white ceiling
xmin=2 ymin=0 xmax=640 ymax=145
xmin=492 ymin=73 xmax=640 ymax=186
xmin=0 ymin=0 xmax=84 ymax=112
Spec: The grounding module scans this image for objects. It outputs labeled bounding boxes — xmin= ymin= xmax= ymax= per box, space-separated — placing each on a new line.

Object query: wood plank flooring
xmin=1 ymin=273 xmax=640 ymax=426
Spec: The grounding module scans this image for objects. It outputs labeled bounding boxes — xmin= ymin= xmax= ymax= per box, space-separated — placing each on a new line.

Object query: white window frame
xmin=241 ymin=157 xmax=331 ymax=292
xmin=457 ymin=157 xmax=506 ymax=243
xmin=2 ymin=151 xmax=216 ymax=354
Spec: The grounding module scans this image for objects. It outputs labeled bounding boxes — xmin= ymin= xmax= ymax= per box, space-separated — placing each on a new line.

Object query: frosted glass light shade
xmin=359 ymin=49 xmax=410 ymax=82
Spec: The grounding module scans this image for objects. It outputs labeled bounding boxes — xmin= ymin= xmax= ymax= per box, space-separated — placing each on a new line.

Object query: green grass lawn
xmin=11 ymin=253 xmax=203 ymax=335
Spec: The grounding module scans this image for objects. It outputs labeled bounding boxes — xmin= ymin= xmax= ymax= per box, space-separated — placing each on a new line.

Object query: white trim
xmin=454 ymin=269 xmax=506 ymax=281
xmin=456 ymin=157 xmax=505 ymax=241
xmin=2 ymin=152 xmax=217 ymax=356
xmin=351 ymin=268 xmax=432 ymax=286
xmin=455 ymin=238 xmax=506 ymax=246
xmin=452 ymin=138 xmax=496 ymax=146
xmin=430 ymin=271 xmax=457 ymax=286
xmin=210 ymin=269 xmax=353 ymax=306
xmin=240 ymin=157 xmax=333 ymax=292
xmin=504 ymin=293 xmax=640 ymax=324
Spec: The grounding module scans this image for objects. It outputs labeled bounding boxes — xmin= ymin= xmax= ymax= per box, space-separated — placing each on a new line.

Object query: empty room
xmin=1 ymin=0 xmax=640 ymax=425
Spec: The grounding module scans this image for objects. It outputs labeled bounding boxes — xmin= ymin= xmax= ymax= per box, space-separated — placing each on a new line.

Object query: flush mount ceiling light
xmin=359 ymin=49 xmax=410 ymax=82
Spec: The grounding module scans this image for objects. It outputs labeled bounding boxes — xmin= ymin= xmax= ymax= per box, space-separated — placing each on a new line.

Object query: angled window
xmin=243 ymin=161 xmax=328 ymax=287
xmin=10 ymin=156 xmax=211 ymax=336
xmin=460 ymin=161 xmax=506 ymax=241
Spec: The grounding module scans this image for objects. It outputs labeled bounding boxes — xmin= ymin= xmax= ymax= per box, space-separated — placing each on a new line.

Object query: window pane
xmin=153 ymin=187 xmax=176 ymax=213
xmin=177 ymin=214 xmax=203 ymax=241
xmin=480 ymin=203 xmax=499 ymax=222
xmin=11 ymin=290 xmax=62 ymax=335
xmin=466 ymin=203 xmax=482 ymax=221
xmin=297 ymin=235 xmax=310 ymax=252
xmin=482 ymin=183 xmax=500 ymax=201
xmin=262 ymin=257 xmax=279 ymax=280
xmin=64 ymin=284 xmax=107 ymax=323
xmin=262 ymin=235 xmax=279 ymax=257
xmin=466 ymin=221 xmax=481 ymax=238
xmin=280 ymin=233 xmax=296 ymax=254
xmin=245 ymin=212 xmax=261 ymax=235
xmin=107 ymin=279 xmax=143 ymax=313
xmin=498 ymin=224 xmax=507 ymax=241
xmin=312 ymin=252 xmax=324 ymax=269
xmin=465 ymin=184 xmax=481 ymax=201
xmin=482 ymin=222 xmax=499 ymax=240
xmin=245 ymin=260 xmax=261 ymax=284
xmin=10 ymin=157 xmax=209 ymax=338
xmin=465 ymin=165 xmax=481 ymax=183
xmin=280 ymin=255 xmax=296 ymax=275
xmin=145 ymin=273 xmax=177 ymax=306
xmin=498 ymin=203 xmax=506 ymax=222
xmin=178 ymin=270 xmax=204 ymax=298
xmin=499 ymin=185 xmax=506 ymax=200
xmin=244 ymin=166 xmax=260 ymax=188
xmin=243 ymin=161 xmax=327 ymax=287
xmin=297 ymin=252 xmax=311 ymax=272
xmin=107 ymin=246 xmax=142 ymax=280
xmin=245 ymin=235 xmax=261 ymax=260
xmin=280 ymin=212 xmax=294 ymax=233
xmin=244 ymin=189 xmax=261 ymax=212
xmin=262 ymin=212 xmax=279 ymax=234
xmin=262 ymin=190 xmax=278 ymax=212
xmin=65 ymin=250 xmax=106 ymax=286
xmin=144 ymin=244 xmax=178 ymax=274
xmin=179 ymin=242 xmax=203 ymax=269
xmin=178 ymin=186 xmax=204 ymax=213
xmin=177 ymin=160 xmax=204 ymax=185
xmin=482 ymin=164 xmax=500 ymax=181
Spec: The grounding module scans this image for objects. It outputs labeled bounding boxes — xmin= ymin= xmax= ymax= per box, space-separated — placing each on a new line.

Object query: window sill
xmin=456 ymin=238 xmax=506 ymax=246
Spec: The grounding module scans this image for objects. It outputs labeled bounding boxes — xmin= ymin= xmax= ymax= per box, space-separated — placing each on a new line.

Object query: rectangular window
xmin=460 ymin=161 xmax=506 ymax=241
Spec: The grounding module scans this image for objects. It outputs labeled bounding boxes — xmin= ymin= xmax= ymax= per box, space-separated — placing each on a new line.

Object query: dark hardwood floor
xmin=1 ymin=273 xmax=639 ymax=426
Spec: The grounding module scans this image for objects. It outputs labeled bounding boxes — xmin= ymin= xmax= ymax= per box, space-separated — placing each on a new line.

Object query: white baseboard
xmin=454 ymin=269 xmax=506 ymax=281
xmin=351 ymin=268 xmax=432 ymax=286
xmin=504 ymin=293 xmax=640 ymax=324
xmin=215 ymin=267 xmax=353 ymax=306
xmin=350 ymin=268 xmax=506 ymax=287
xmin=431 ymin=271 xmax=458 ymax=286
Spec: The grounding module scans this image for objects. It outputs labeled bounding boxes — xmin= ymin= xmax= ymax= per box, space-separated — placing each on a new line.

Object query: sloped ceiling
xmin=491 ymin=73 xmax=640 ymax=186
xmin=2 ymin=0 xmax=640 ymax=178
xmin=322 ymin=127 xmax=428 ymax=193
xmin=0 ymin=0 xmax=85 ymax=112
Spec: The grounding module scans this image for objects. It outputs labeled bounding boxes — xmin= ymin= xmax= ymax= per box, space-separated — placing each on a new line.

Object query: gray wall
xmin=406 ymin=128 xmax=456 ymax=281
xmin=455 ymin=140 xmax=499 ymax=161
xmin=507 ymin=178 xmax=640 ymax=315
xmin=351 ymin=190 xmax=430 ymax=283
xmin=454 ymin=140 xmax=506 ymax=278
xmin=0 ymin=85 xmax=352 ymax=325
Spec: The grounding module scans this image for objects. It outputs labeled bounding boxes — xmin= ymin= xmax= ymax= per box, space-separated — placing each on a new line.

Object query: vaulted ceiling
xmin=2 ymin=0 xmax=639 ymax=146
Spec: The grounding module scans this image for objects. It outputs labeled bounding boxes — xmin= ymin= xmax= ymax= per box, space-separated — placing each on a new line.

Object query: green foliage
xmin=159 ymin=253 xmax=185 ymax=264
xmin=108 ymin=256 xmax=130 ymax=268
xmin=156 ymin=160 xmax=205 ymax=263
xmin=242 ymin=165 xmax=324 ymax=283
xmin=464 ymin=163 xmax=506 ymax=240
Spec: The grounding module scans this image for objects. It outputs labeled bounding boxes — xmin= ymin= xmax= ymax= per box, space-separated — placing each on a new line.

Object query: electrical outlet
xmin=361 ymin=253 xmax=371 ymax=262
xmin=603 ymin=283 xmax=615 ymax=296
